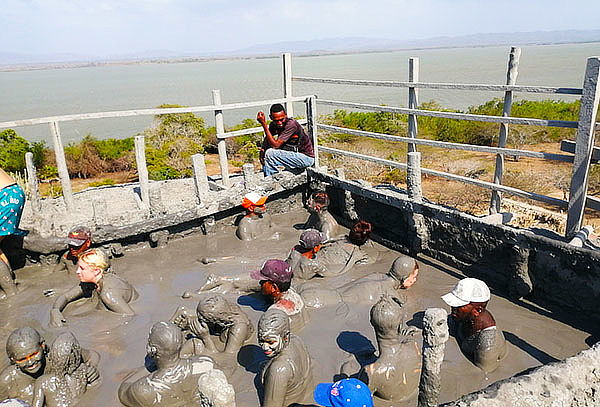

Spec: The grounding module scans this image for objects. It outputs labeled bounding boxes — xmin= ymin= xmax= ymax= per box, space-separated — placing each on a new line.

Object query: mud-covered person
xmin=285 ymin=229 xmax=329 ymax=281
xmin=257 ymin=104 xmax=315 ymax=177
xmin=236 ymin=192 xmax=272 ymax=241
xmin=52 ymin=226 xmax=92 ymax=274
xmin=169 ymin=293 xmax=253 ymax=358
xmin=0 ymin=327 xmax=99 ymax=405
xmin=442 ymin=278 xmax=507 ymax=373
xmin=0 ymin=168 xmax=27 ymax=298
xmin=258 ymin=309 xmax=313 ymax=407
xmin=118 ymin=321 xmax=234 ymax=407
xmin=304 ymin=191 xmax=339 ymax=242
xmin=49 ymin=248 xmax=137 ymax=327
xmin=31 ymin=332 xmax=100 ymax=407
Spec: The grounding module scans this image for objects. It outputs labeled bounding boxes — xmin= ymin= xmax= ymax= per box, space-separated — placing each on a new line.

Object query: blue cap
xmin=314 ymin=378 xmax=373 ymax=407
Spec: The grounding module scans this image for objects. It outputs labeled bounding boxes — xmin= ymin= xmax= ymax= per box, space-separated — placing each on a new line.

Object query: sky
xmin=2 ymin=0 xmax=600 ymax=58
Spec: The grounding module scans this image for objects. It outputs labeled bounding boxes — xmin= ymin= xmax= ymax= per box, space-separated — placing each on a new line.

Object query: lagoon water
xmin=1 ymin=42 xmax=598 ymax=143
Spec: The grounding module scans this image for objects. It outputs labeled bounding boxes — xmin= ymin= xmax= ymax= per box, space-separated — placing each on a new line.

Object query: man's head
xmin=241 ymin=192 xmax=268 ymax=215
xmin=258 ymin=309 xmax=290 ymax=358
xmin=196 ymin=293 xmax=238 ymax=327
xmin=348 ymin=220 xmax=372 ymax=246
xmin=307 ymin=191 xmax=330 ymax=213
xmin=269 ymin=104 xmax=287 ymax=129
xmin=147 ymin=322 xmax=183 ymax=364
xmin=6 ymin=327 xmax=46 ymax=376
xmin=441 ymin=278 xmax=490 ymax=320
xmin=76 ymin=248 xmax=110 ymax=284
xmin=250 ymin=259 xmax=293 ymax=286
xmin=370 ymin=296 xmax=404 ymax=339
xmin=47 ymin=332 xmax=82 ymax=375
xmin=314 ymin=378 xmax=374 ymax=407
xmin=67 ymin=226 xmax=92 ymax=256
xmin=299 ymin=229 xmax=324 ymax=251
xmin=388 ymin=255 xmax=419 ymax=289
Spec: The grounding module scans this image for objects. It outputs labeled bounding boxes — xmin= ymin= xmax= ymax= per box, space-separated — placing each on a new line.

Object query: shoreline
xmin=1 ymin=40 xmax=599 ymax=73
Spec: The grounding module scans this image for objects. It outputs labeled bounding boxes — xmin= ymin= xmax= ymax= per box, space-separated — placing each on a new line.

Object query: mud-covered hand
xmin=169 ymin=306 xmax=194 ymax=330
xmin=188 ymin=317 xmax=210 ymax=339
xmin=49 ymin=309 xmax=66 ymax=327
xmin=85 ymin=363 xmax=101 ymax=385
xmin=257 ymin=111 xmax=267 ymax=125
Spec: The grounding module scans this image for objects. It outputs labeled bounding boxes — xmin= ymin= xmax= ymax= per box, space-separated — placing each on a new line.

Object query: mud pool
xmin=0 ymin=209 xmax=594 ymax=406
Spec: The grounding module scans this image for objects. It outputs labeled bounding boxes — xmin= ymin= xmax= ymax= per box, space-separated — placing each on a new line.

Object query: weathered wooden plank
xmin=490 ymin=47 xmax=521 ymax=214
xmin=318 ymin=145 xmax=568 ymax=208
xmin=407 ymin=57 xmax=419 ymax=153
xmin=49 ymin=121 xmax=74 ymax=210
xmin=317 ymin=99 xmax=579 ymax=128
xmin=0 ymin=96 xmax=312 ymax=129
xmin=24 ymin=152 xmax=41 ymax=212
xmin=307 ymin=96 xmax=320 ymax=169
xmin=191 ymin=153 xmax=210 ymax=202
xmin=318 ymin=124 xmax=573 ymax=162
xmin=566 ymin=57 xmax=600 ymax=236
xmin=407 ymin=151 xmax=422 ymax=202
xmin=292 ymin=76 xmax=583 ymax=95
xmin=213 ymin=90 xmax=231 ymax=188
xmin=560 ymin=140 xmax=600 ymax=163
xmin=218 ymin=119 xmax=308 ymax=139
xmin=283 ymin=53 xmax=294 ymax=117
xmin=134 ymin=135 xmax=150 ymax=211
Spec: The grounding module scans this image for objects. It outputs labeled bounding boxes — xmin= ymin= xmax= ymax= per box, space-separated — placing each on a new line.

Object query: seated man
xmin=236 ymin=192 xmax=272 ymax=241
xmin=169 ymin=293 xmax=253 ymax=357
xmin=31 ymin=332 xmax=100 ymax=407
xmin=118 ymin=321 xmax=234 ymax=407
xmin=258 ymin=309 xmax=313 ymax=407
xmin=441 ymin=278 xmax=507 ymax=373
xmin=50 ymin=248 xmax=137 ymax=327
xmin=257 ymin=104 xmax=314 ymax=176
xmin=304 ymin=191 xmax=339 ymax=242
xmin=342 ymin=296 xmax=420 ymax=402
xmin=52 ymin=226 xmax=92 ymax=274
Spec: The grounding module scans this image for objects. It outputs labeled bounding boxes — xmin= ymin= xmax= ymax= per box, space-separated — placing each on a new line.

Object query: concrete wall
xmin=441 ymin=342 xmax=600 ymax=407
xmin=308 ymin=169 xmax=600 ymax=318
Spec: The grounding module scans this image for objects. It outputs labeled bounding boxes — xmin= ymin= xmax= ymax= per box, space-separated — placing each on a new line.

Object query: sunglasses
xmin=14 ymin=350 xmax=41 ymax=364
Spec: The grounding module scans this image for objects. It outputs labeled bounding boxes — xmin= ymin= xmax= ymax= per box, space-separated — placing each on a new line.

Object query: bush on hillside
xmin=0 ymin=129 xmax=46 ymax=173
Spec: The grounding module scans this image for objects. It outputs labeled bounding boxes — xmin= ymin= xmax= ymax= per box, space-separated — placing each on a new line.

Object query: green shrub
xmin=88 ymin=178 xmax=116 ymax=187
xmin=0 ymin=129 xmax=30 ymax=173
xmin=37 ymin=165 xmax=59 ymax=180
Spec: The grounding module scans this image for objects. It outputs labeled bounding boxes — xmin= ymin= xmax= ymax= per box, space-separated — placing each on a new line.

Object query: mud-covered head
xmin=258 ymin=309 xmax=290 ymax=358
xmin=299 ymin=229 xmax=324 ymax=250
xmin=307 ymin=191 xmax=330 ymax=213
xmin=370 ymin=296 xmax=405 ymax=339
xmin=67 ymin=226 xmax=92 ymax=256
xmin=47 ymin=332 xmax=83 ymax=375
xmin=196 ymin=293 xmax=239 ymax=327
xmin=348 ymin=220 xmax=372 ymax=246
xmin=388 ymin=255 xmax=419 ymax=289
xmin=6 ymin=327 xmax=46 ymax=376
xmin=76 ymin=248 xmax=110 ymax=284
xmin=147 ymin=321 xmax=183 ymax=364
xmin=251 ymin=260 xmax=293 ymax=301
xmin=242 ymin=192 xmax=267 ymax=215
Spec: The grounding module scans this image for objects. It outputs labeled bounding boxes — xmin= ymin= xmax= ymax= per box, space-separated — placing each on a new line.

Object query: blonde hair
xmin=79 ymin=248 xmax=110 ymax=272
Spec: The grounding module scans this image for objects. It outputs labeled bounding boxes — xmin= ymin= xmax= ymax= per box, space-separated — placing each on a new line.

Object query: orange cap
xmin=242 ymin=192 xmax=267 ymax=208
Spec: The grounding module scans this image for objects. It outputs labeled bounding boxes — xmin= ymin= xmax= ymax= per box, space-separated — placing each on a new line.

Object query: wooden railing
xmin=288 ymin=50 xmax=600 ymax=237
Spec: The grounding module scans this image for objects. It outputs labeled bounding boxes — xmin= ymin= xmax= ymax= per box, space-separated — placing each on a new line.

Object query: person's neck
xmin=463 ymin=310 xmax=496 ymax=336
xmin=155 ymin=354 xmax=180 ymax=371
xmin=376 ymin=335 xmax=403 ymax=359
xmin=95 ymin=277 xmax=104 ymax=291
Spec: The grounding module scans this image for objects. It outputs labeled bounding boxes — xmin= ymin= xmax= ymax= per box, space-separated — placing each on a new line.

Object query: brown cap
xmin=67 ymin=226 xmax=92 ymax=247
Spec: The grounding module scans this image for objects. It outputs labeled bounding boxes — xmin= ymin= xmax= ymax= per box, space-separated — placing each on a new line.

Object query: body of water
xmin=1 ymin=42 xmax=598 ymax=143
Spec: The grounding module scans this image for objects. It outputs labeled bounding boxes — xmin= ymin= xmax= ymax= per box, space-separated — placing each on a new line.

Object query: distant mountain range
xmin=1 ymin=29 xmax=599 ymax=67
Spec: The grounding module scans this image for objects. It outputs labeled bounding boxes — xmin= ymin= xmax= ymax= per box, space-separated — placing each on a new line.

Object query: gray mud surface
xmin=0 ymin=209 xmax=593 ymax=406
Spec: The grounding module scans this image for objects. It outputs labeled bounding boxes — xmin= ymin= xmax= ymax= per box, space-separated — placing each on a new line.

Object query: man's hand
xmin=85 ymin=363 xmax=101 ymax=385
xmin=257 ymin=111 xmax=267 ymax=125
xmin=189 ymin=317 xmax=210 ymax=339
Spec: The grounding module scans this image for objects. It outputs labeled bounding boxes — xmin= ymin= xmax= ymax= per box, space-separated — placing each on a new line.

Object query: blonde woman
xmin=50 ymin=248 xmax=137 ymax=327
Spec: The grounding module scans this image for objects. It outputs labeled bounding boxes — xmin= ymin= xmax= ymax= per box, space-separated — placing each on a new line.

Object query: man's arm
xmin=118 ymin=373 xmax=156 ymax=407
xmin=262 ymin=361 xmax=292 ymax=407
xmin=50 ymin=284 xmax=85 ymax=327
xmin=0 ymin=366 xmax=15 ymax=400
xmin=257 ymin=111 xmax=285 ymax=149
xmin=101 ymin=289 xmax=135 ymax=316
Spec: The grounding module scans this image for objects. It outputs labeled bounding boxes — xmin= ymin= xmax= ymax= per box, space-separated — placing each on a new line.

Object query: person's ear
xmin=472 ymin=306 xmax=484 ymax=316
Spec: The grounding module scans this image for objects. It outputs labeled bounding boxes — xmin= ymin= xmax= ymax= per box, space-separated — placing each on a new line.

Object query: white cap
xmin=441 ymin=278 xmax=490 ymax=307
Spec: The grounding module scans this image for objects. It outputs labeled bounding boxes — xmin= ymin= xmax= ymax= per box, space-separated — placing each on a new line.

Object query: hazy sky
xmin=2 ymin=0 xmax=600 ymax=57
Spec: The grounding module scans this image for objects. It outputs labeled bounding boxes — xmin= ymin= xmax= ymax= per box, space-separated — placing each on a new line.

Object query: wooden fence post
xmin=49 ymin=121 xmax=74 ymax=210
xmin=24 ymin=152 xmax=41 ymax=212
xmin=134 ymin=135 xmax=150 ymax=211
xmin=213 ymin=89 xmax=231 ymax=187
xmin=192 ymin=153 xmax=210 ymax=204
xmin=306 ymin=96 xmax=319 ymax=169
xmin=283 ymin=53 xmax=294 ymax=117
xmin=407 ymin=151 xmax=422 ymax=202
xmin=566 ymin=57 xmax=600 ymax=236
xmin=490 ymin=47 xmax=521 ymax=214
xmin=408 ymin=57 xmax=419 ymax=153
